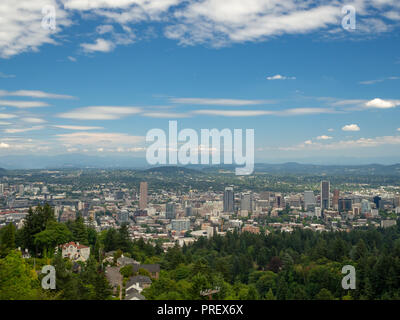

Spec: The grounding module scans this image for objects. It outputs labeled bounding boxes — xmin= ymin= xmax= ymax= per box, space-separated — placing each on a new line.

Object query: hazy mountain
xmin=0 ymin=154 xmax=400 ymax=176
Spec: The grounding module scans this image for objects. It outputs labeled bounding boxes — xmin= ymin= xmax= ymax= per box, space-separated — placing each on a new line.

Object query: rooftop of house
xmin=124 ymin=289 xmax=145 ymax=300
xmin=132 ymin=264 xmax=160 ymax=273
xmin=126 ymin=275 xmax=152 ymax=287
xmin=60 ymin=241 xmax=89 ymax=250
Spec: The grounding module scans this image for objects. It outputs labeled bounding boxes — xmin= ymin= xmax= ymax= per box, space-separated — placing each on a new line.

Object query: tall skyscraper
xmin=361 ymin=199 xmax=371 ymax=214
xmin=304 ymin=190 xmax=316 ymax=210
xmin=18 ymin=184 xmax=24 ymax=195
xmin=338 ymin=198 xmax=352 ymax=212
xmin=240 ymin=193 xmax=253 ymax=212
xmin=139 ymin=182 xmax=148 ymax=210
xmin=185 ymin=206 xmax=193 ymax=217
xmin=321 ymin=181 xmax=330 ymax=210
xmin=395 ymin=196 xmax=400 ymax=208
xmin=223 ymin=187 xmax=234 ymax=213
xmin=166 ymin=203 xmax=176 ymax=219
xmin=373 ymin=196 xmax=382 ymax=209
xmin=332 ymin=189 xmax=340 ymax=210
xmin=276 ymin=194 xmax=283 ymax=208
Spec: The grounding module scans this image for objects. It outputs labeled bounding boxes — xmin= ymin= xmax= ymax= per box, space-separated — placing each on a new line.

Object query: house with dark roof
xmin=105 ymin=266 xmax=123 ymax=297
xmin=132 ymin=264 xmax=160 ymax=279
xmin=125 ymin=275 xmax=151 ymax=300
xmin=125 ymin=288 xmax=146 ymax=300
xmin=116 ymin=256 xmax=140 ymax=267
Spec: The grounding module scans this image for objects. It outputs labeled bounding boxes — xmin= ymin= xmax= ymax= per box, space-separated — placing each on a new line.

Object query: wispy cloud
xmin=0 ymin=72 xmax=16 ymax=79
xmin=0 ymin=100 xmax=49 ymax=108
xmin=141 ymin=112 xmax=190 ymax=118
xmin=4 ymin=126 xmax=44 ymax=133
xmin=21 ymin=117 xmax=46 ymax=124
xmin=280 ymin=135 xmax=400 ymax=151
xmin=0 ymin=113 xmax=17 ymax=119
xmin=52 ymin=125 xmax=104 ymax=130
xmin=58 ymin=106 xmax=143 ymax=120
xmin=56 ymin=132 xmax=144 ymax=147
xmin=170 ymin=97 xmax=270 ymax=106
xmin=192 ymin=107 xmax=336 ymax=117
xmin=0 ymin=90 xmax=75 ymax=99
xmin=192 ymin=109 xmax=274 ymax=117
xmin=0 ymin=0 xmax=71 ymax=58
xmin=266 ymin=74 xmax=296 ymax=80
xmin=81 ymin=38 xmax=116 ymax=53
xmin=359 ymin=76 xmax=400 ymax=85
xmin=2 ymin=0 xmax=400 ymax=58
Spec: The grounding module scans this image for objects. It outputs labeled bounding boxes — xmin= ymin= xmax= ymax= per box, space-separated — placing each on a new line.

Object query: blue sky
xmin=0 ymin=0 xmax=400 ymax=164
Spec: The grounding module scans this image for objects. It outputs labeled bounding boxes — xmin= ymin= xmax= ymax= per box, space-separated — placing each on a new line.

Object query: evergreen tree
xmin=0 ymin=223 xmax=16 ymax=258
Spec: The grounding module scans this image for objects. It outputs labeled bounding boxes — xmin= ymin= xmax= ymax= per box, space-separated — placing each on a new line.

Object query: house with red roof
xmin=60 ymin=241 xmax=90 ymax=262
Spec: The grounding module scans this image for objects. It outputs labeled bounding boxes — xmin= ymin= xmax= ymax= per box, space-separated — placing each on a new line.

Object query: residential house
xmin=60 ymin=241 xmax=90 ymax=262
xmin=132 ymin=264 xmax=160 ymax=279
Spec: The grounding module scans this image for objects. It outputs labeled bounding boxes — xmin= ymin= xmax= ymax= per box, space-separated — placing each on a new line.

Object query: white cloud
xmin=1 ymin=0 xmax=400 ymax=58
xmin=141 ymin=112 xmax=190 ymax=118
xmin=359 ymin=76 xmax=399 ymax=85
xmin=21 ymin=117 xmax=46 ymax=124
xmin=316 ymin=135 xmax=333 ymax=140
xmin=192 ymin=107 xmax=335 ymax=117
xmin=56 ymin=131 xmax=144 ymax=146
xmin=53 ymin=125 xmax=103 ymax=130
xmin=170 ymin=97 xmax=269 ymax=106
xmin=266 ymin=74 xmax=296 ymax=80
xmin=331 ymin=99 xmax=367 ymax=107
xmin=192 ymin=109 xmax=273 ymax=117
xmin=281 ymin=135 xmax=400 ymax=151
xmin=58 ymin=106 xmax=142 ymax=120
xmin=0 ymin=113 xmax=17 ymax=119
xmin=0 ymin=90 xmax=75 ymax=99
xmin=81 ymin=38 xmax=116 ymax=53
xmin=0 ymin=100 xmax=49 ymax=108
xmin=365 ymin=98 xmax=400 ymax=109
xmin=0 ymin=0 xmax=71 ymax=58
xmin=67 ymin=56 xmax=77 ymax=62
xmin=96 ymin=25 xmax=114 ymax=34
xmin=342 ymin=124 xmax=360 ymax=131
xmin=0 ymin=142 xmax=10 ymax=148
xmin=4 ymin=126 xmax=44 ymax=133
xmin=328 ymin=128 xmax=334 ymax=132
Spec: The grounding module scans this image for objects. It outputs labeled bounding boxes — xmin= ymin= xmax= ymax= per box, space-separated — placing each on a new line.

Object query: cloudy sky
xmin=0 ymin=0 xmax=400 ymax=164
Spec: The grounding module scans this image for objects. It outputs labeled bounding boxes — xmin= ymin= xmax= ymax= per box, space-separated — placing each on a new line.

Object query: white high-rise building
xmin=304 ymin=190 xmax=316 ymax=209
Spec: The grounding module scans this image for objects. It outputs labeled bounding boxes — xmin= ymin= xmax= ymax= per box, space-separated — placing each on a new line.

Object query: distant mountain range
xmin=0 ymin=154 xmax=148 ymax=170
xmin=0 ymin=154 xmax=400 ymax=176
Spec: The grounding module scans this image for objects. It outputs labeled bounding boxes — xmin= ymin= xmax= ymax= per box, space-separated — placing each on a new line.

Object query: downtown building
xmin=320 ymin=181 xmax=330 ymax=210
